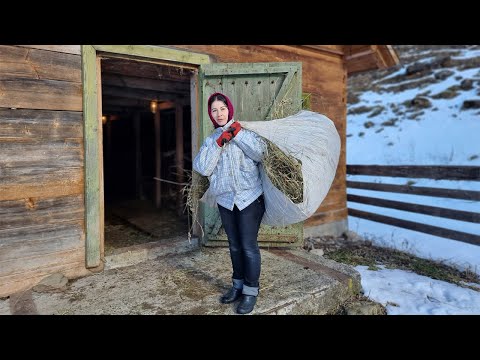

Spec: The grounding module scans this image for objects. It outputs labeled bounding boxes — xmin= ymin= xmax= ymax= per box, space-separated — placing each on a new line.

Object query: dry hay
xmin=262 ymin=138 xmax=303 ymax=203
xmin=182 ymin=170 xmax=209 ymax=240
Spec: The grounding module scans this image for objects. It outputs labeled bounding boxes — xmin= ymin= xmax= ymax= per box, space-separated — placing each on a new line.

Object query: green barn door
xmin=198 ymin=62 xmax=303 ymax=248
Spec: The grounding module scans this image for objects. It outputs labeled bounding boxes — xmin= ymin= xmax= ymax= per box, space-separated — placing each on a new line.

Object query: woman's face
xmin=211 ymin=100 xmax=229 ymax=127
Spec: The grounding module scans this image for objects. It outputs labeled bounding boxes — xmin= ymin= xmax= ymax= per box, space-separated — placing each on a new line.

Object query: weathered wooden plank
xmin=17 ymin=45 xmax=81 ymax=55
xmin=346 ymin=55 xmax=379 ymax=74
xmin=347 ymin=165 xmax=480 ymax=181
xmin=26 ymin=48 xmax=81 ymax=82
xmin=0 ymin=231 xmax=84 ymax=262
xmin=0 ymin=248 xmax=84 ymax=278
xmin=297 ymin=45 xmax=344 ymax=56
xmin=0 ymin=180 xmax=83 ymax=201
xmin=82 ymin=45 xmax=101 ymax=268
xmin=93 ymin=45 xmax=210 ymax=65
xmin=347 ymin=194 xmax=480 ymax=223
xmin=347 ymin=181 xmax=480 ymax=201
xmin=348 ymin=208 xmax=480 ymax=246
xmin=0 ymin=195 xmax=84 ymax=230
xmin=0 ymin=108 xmax=82 ymax=140
xmin=0 ymin=141 xmax=83 ymax=183
xmin=0 ymin=46 xmax=81 ymax=82
xmin=0 ymin=220 xmax=84 ymax=247
xmin=96 ymin=57 xmax=105 ymax=261
xmin=0 ymin=79 xmax=82 ymax=111
xmin=0 ymin=62 xmax=38 ymax=79
xmin=0 ymin=45 xmax=29 ymax=62
xmin=202 ymin=63 xmax=299 ymax=76
xmin=1 ymin=165 xmax=82 ymax=185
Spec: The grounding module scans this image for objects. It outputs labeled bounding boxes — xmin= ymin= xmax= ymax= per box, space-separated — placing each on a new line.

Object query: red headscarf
xmin=207 ymin=92 xmax=235 ymax=128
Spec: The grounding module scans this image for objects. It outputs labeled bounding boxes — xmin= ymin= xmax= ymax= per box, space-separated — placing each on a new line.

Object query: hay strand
xmin=262 ymin=139 xmax=304 ymax=204
xmin=182 ymin=170 xmax=209 ymax=241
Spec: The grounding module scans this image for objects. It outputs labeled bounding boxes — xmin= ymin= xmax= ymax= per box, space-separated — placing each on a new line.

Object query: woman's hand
xmin=216 ymin=131 xmax=234 ymax=147
xmin=229 ymin=121 xmax=242 ymax=137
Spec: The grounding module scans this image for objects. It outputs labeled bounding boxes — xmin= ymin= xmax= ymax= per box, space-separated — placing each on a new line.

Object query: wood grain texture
xmin=0 ymin=46 xmax=81 ymax=82
xmin=0 ymin=108 xmax=83 ymax=140
xmin=0 ymin=78 xmax=82 ymax=111
xmin=0 ymin=195 xmax=84 ymax=230
xmin=82 ymin=45 xmax=101 ymax=268
xmin=17 ymin=45 xmax=81 ymax=55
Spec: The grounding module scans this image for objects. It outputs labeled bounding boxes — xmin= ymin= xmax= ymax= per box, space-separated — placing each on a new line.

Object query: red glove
xmin=229 ymin=121 xmax=242 ymax=137
xmin=216 ymin=130 xmax=233 ymax=147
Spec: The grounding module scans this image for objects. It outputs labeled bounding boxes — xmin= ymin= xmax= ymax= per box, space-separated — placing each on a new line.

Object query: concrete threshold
xmin=104 ymin=236 xmax=200 ymax=270
xmin=1 ymin=241 xmax=360 ymax=315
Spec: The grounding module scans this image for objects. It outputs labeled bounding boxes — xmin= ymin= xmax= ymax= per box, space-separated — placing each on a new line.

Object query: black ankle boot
xmin=236 ymin=295 xmax=257 ymax=314
xmin=220 ymin=287 xmax=242 ymax=304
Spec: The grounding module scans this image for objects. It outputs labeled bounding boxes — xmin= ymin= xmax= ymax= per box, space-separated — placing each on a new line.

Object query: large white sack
xmin=244 ymin=110 xmax=340 ymax=226
xmin=200 ymin=110 xmax=340 ymax=226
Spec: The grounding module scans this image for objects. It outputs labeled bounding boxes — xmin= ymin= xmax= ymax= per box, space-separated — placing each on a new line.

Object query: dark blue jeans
xmin=218 ymin=195 xmax=265 ymax=288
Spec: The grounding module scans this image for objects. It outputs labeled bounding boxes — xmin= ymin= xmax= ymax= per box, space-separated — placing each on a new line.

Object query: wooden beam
xmin=102 ymin=85 xmax=178 ymax=102
xmin=102 ymin=96 xmax=149 ymax=108
xmin=103 ymin=99 xmax=174 ymax=111
xmin=176 ymin=103 xmax=184 ymax=216
xmin=377 ymin=45 xmax=400 ymax=67
xmin=101 ymin=58 xmax=194 ymax=82
xmin=154 ymin=104 xmax=161 ymax=208
xmin=134 ymin=111 xmax=143 ymax=200
xmin=81 ymin=45 xmax=101 ymax=268
xmin=93 ymin=45 xmax=210 ymax=66
xmin=348 ymin=208 xmax=480 ymax=246
xmin=347 ymin=181 xmax=480 ymax=201
xmin=260 ymin=45 xmax=344 ymax=61
xmin=344 ymin=45 xmax=400 ymax=74
xmin=17 ymin=45 xmax=81 ymax=55
xmin=347 ymin=165 xmax=480 ymax=181
xmin=102 ymin=73 xmax=190 ymax=94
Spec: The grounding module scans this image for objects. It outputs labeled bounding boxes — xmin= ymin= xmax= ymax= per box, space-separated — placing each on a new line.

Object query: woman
xmin=193 ymin=92 xmax=266 ymax=314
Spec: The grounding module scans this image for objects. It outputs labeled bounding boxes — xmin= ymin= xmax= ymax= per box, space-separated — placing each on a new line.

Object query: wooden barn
xmin=0 ymin=45 xmax=399 ymax=297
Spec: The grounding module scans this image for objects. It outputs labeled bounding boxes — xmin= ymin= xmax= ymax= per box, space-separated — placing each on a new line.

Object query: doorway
xmin=100 ymin=58 xmax=193 ymax=255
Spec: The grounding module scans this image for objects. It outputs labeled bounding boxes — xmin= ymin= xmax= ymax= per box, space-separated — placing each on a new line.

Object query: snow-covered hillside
xmin=347 ymin=45 xmax=480 ymax=166
xmin=346 ymin=45 xmax=480 ymax=275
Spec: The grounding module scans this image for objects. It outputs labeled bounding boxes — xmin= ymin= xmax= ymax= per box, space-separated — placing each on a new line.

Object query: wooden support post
xmin=105 ymin=118 xmax=112 ymax=162
xmin=176 ymin=103 xmax=184 ymax=216
xmin=154 ymin=103 xmax=162 ymax=208
xmin=134 ymin=111 xmax=143 ymax=200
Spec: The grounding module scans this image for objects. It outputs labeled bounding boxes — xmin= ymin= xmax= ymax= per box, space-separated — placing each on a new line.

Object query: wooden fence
xmin=346 ymin=165 xmax=480 ymax=246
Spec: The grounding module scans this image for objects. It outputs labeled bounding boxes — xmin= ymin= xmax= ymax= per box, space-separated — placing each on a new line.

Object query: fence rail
xmin=346 ymin=165 xmax=480 ymax=246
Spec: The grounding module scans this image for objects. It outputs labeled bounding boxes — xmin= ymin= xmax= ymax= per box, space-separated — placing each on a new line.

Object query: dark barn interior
xmin=100 ymin=58 xmax=193 ymax=253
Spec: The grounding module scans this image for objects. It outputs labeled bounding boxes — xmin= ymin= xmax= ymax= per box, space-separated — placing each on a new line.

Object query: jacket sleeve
xmin=193 ymin=136 xmax=223 ymax=176
xmin=232 ymin=129 xmax=266 ymax=163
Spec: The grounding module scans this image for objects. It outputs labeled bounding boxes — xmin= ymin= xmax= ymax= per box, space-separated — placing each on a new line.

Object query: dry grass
xmin=262 ymin=139 xmax=303 ymax=204
xmin=182 ymin=170 xmax=209 ymax=239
